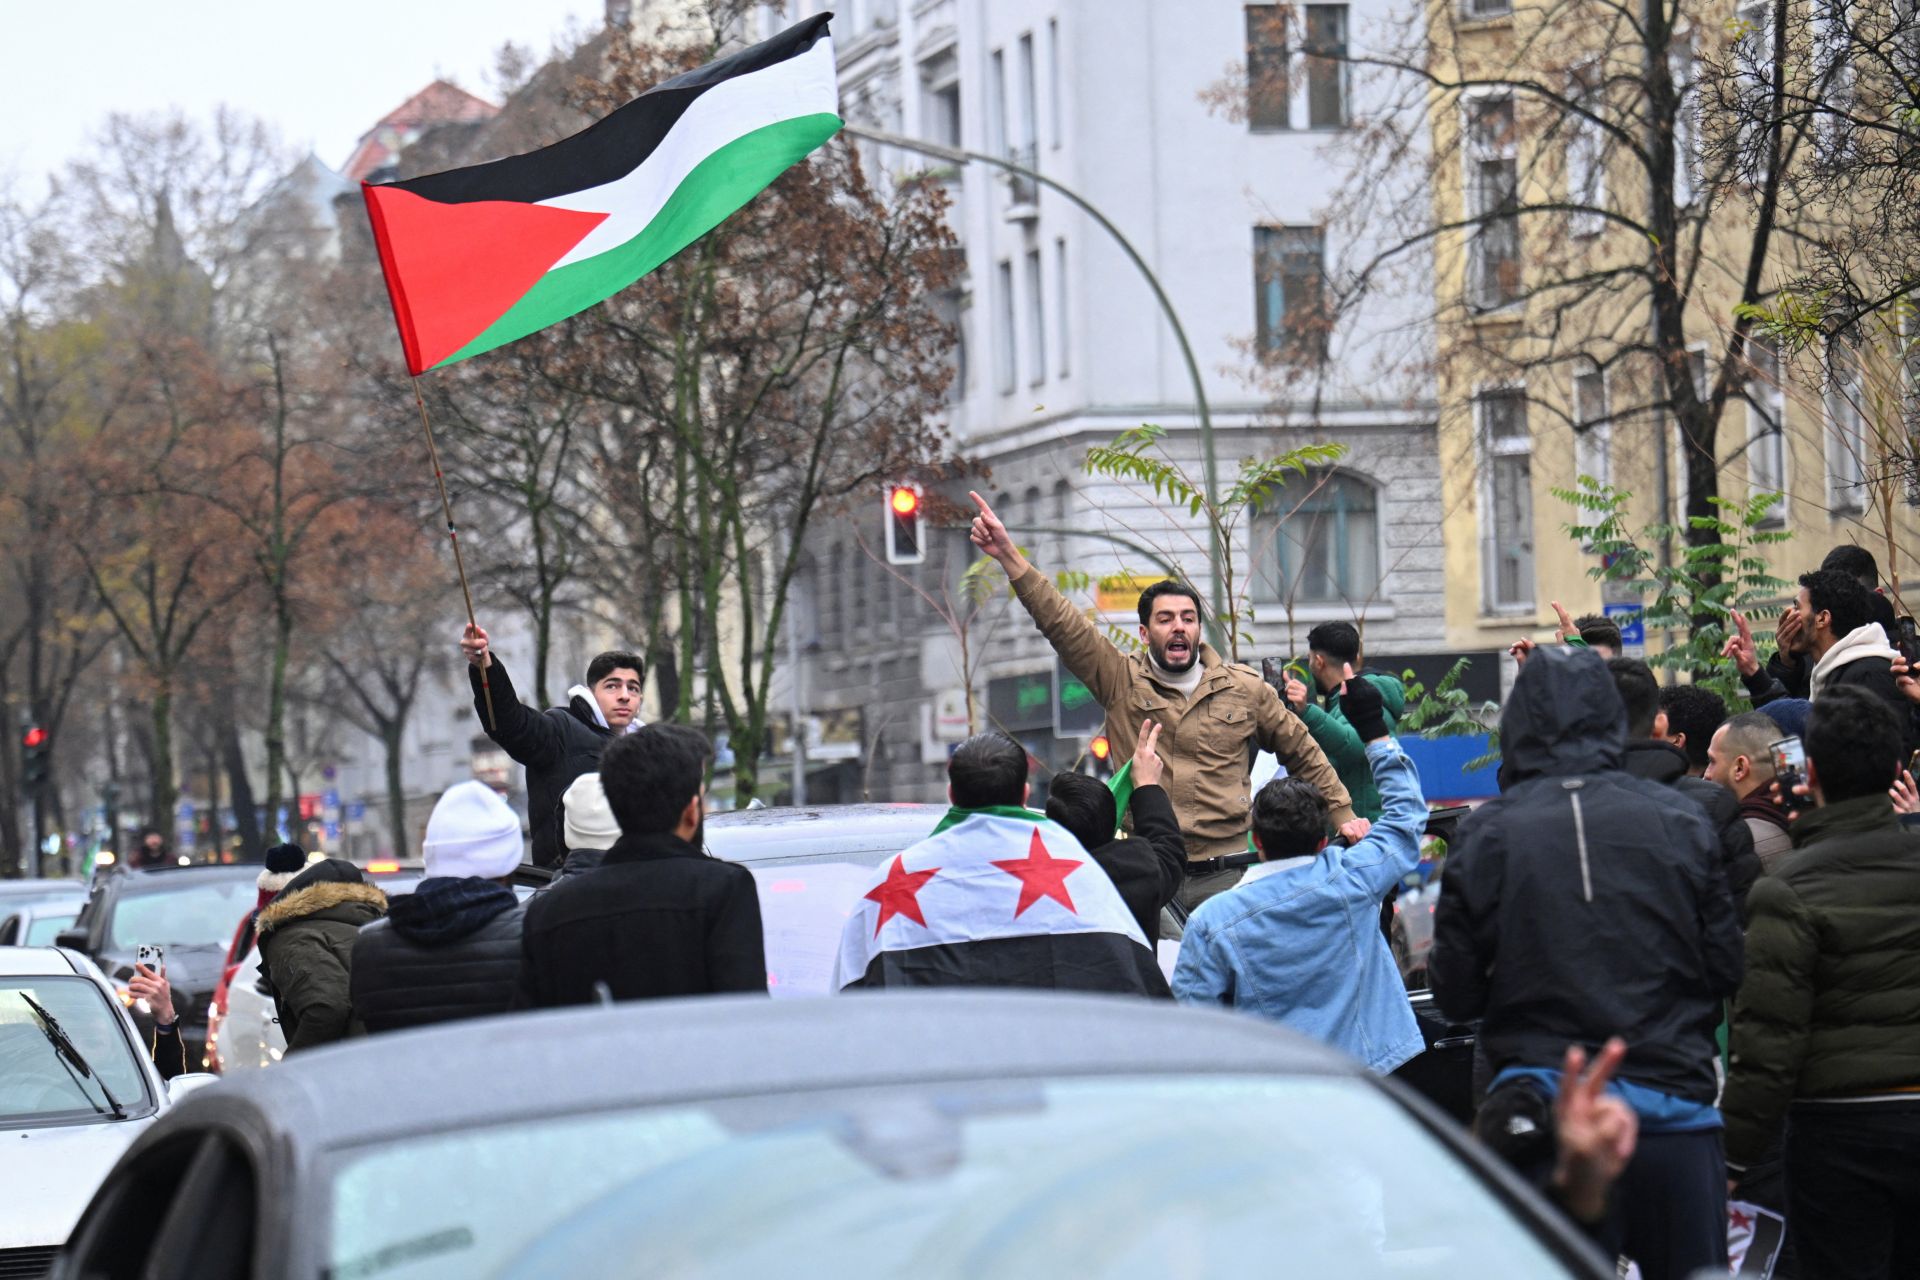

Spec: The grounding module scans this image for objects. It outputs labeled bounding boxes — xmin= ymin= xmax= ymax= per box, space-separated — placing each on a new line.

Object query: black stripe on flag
xmin=379 ymin=12 xmax=834 ymax=206
xmin=845 ymin=934 xmax=1171 ymax=998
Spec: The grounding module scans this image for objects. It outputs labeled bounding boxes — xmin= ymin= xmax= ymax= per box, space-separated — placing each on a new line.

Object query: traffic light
xmin=21 ymin=726 xmax=49 ymax=793
xmin=885 ymin=484 xmax=924 ymax=565
xmin=1089 ymin=734 xmax=1113 ymax=778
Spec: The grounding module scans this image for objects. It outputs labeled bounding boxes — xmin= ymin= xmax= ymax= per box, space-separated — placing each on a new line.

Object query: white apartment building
xmin=770 ymin=0 xmax=1459 ymax=804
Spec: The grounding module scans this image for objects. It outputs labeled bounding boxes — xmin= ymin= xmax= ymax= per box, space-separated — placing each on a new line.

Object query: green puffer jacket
xmin=1296 ymin=672 xmax=1407 ymax=821
xmin=257 ymin=878 xmax=387 ymax=1052
xmin=1722 ymin=795 xmax=1920 ymax=1166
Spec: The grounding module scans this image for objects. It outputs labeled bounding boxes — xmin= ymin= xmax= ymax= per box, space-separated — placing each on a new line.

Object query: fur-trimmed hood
xmin=257 ymin=880 xmax=387 ymax=934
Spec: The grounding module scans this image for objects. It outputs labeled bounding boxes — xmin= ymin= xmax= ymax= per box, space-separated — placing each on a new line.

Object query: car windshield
xmin=108 ymin=877 xmax=255 ymax=950
xmin=328 ymin=1074 xmax=1579 ymax=1279
xmin=25 ymin=912 xmax=78 ymax=945
xmin=0 ymin=976 xmax=148 ymax=1125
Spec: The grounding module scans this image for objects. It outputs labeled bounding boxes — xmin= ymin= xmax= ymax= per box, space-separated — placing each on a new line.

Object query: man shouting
xmin=968 ymin=492 xmax=1361 ymax=907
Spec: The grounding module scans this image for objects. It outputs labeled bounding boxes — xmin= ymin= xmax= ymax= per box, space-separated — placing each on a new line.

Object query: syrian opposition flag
xmin=835 ymin=810 xmax=1170 ymax=997
xmin=361 ymin=14 xmax=840 ymax=375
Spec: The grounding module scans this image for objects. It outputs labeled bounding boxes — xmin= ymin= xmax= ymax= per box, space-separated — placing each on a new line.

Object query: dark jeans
xmin=1605 ymin=1129 xmax=1728 ymax=1280
xmin=1785 ymin=1101 xmax=1920 ymax=1279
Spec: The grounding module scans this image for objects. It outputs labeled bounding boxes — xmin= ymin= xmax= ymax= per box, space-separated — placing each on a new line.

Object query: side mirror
xmin=165 ymin=1073 xmax=219 ymax=1104
xmin=55 ymin=928 xmax=88 ymax=951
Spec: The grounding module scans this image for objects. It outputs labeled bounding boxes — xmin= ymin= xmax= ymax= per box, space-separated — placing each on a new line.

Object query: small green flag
xmin=1106 ymin=761 xmax=1135 ymax=835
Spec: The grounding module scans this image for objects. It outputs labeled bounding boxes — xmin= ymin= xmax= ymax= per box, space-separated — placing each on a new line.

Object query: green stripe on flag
xmin=434 ymin=111 xmax=843 ymax=369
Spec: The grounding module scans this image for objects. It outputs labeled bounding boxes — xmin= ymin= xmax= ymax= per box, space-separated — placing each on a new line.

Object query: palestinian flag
xmin=834 ymin=809 xmax=1170 ymax=997
xmin=362 ymin=14 xmax=840 ymax=375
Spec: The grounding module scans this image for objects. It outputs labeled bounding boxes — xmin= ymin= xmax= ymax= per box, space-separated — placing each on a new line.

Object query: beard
xmin=1152 ymin=637 xmax=1198 ymax=673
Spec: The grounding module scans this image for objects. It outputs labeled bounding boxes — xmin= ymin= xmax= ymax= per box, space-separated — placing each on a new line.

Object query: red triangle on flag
xmin=362 ymin=184 xmax=609 ymax=374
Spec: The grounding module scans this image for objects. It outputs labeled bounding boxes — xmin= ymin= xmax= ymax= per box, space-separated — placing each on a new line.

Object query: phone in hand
xmin=136 ymin=943 xmax=164 ymax=972
xmin=1770 ymin=736 xmax=1808 ymax=815
xmin=1898 ymin=616 xmax=1919 ymax=664
xmin=1906 ymin=748 xmax=1920 ymax=779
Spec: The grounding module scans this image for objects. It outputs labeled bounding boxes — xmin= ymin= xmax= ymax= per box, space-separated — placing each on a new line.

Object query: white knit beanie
xmin=422 ymin=781 xmax=524 ymax=879
xmin=562 ymin=772 xmax=621 ymax=852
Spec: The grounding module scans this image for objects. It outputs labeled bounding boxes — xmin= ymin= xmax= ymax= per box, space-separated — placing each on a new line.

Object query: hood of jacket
xmin=1498 ymin=645 xmax=1627 ymax=783
xmin=385 ymin=876 xmax=520 ymax=945
xmin=257 ymin=879 xmax=387 ymax=934
xmin=565 ymin=685 xmax=643 ymax=735
xmin=1810 ymin=622 xmax=1902 ymax=698
xmin=1621 ymin=738 xmax=1690 ymax=785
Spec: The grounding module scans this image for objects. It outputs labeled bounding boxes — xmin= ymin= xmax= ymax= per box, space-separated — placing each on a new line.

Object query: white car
xmin=212 ymin=945 xmax=282 ymax=1073
xmin=0 ymin=947 xmax=215 ymax=1270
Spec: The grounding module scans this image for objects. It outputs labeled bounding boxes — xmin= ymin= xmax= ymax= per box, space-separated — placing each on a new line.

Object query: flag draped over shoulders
xmin=835 ymin=809 xmax=1169 ymax=997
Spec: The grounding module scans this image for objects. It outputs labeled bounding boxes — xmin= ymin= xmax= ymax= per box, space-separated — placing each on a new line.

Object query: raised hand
xmin=967 ymin=491 xmax=1027 ymax=574
xmin=1132 ymin=720 xmax=1165 ymax=788
xmin=1777 ymin=606 xmax=1803 ymax=654
xmin=1552 ymin=1038 xmax=1638 ymax=1223
xmin=1894 ymin=656 xmax=1920 ymax=705
xmin=461 ymin=623 xmax=492 ymax=670
xmin=1891 ymin=769 xmax=1919 ymax=815
xmin=1508 ymin=637 xmax=1537 ymax=666
xmin=1722 ymin=608 xmax=1760 ymax=677
xmin=128 ymin=962 xmax=176 ymax=1025
xmin=1551 ymin=601 xmax=1577 ymax=644
xmin=1282 ymin=675 xmax=1310 ymax=710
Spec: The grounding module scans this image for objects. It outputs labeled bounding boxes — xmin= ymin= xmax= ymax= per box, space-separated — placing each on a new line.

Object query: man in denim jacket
xmin=1172 ymin=673 xmax=1427 ymax=1074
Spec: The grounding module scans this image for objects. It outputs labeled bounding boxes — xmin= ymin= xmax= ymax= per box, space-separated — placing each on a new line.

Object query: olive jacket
xmin=257 ymin=876 xmax=388 ymax=1052
xmin=1009 ymin=565 xmax=1355 ymax=858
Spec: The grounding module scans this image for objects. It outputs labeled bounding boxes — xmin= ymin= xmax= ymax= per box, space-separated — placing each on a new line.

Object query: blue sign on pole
xmin=347 ymin=801 xmax=366 ymax=821
xmin=324 ymin=821 xmax=341 ymax=841
xmin=1603 ymin=602 xmax=1647 ymax=647
xmin=322 ymin=789 xmax=340 ymax=810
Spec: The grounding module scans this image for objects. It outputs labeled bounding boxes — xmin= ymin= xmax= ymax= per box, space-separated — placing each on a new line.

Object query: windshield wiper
xmin=21 ymin=993 xmax=128 ymax=1120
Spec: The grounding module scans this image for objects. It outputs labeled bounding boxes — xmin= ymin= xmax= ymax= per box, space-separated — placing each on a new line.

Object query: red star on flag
xmin=1729 ymin=1207 xmax=1752 ymax=1231
xmin=993 ymin=827 xmax=1083 ymax=917
xmin=865 ymin=855 xmax=940 ymax=937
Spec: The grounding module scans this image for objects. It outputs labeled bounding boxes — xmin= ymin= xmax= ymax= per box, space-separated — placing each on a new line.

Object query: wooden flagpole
xmin=412 ymin=377 xmax=497 ymax=731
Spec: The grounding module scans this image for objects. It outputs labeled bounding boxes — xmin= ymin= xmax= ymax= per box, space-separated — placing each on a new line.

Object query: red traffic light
xmin=890 ymin=486 xmax=920 ymax=517
xmin=21 ymin=727 xmax=47 ymax=750
xmin=1090 ymin=735 xmax=1111 ymax=761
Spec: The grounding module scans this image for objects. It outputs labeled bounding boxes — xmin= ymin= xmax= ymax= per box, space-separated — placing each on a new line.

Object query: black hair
xmin=1719 ymin=710 xmax=1785 ymax=779
xmin=1306 ymin=621 xmax=1360 ymax=665
xmin=1799 ymin=569 xmax=1874 ymax=639
xmin=1045 ymin=772 xmax=1118 ymax=849
xmin=599 ymin=724 xmax=711 ymax=836
xmin=1573 ymin=613 xmax=1623 ymax=652
xmin=1136 ymin=581 xmax=1205 ymax=628
xmin=1805 ymin=686 xmax=1903 ymax=803
xmin=586 ymin=651 xmax=647 ymax=687
xmin=1820 ymin=543 xmax=1879 ymax=590
xmin=949 ymin=732 xmax=1029 ymax=808
xmin=1606 ymin=656 xmax=1661 ymax=739
xmin=1251 ymin=776 xmax=1330 ymax=855
xmin=1657 ymin=684 xmax=1727 ymax=770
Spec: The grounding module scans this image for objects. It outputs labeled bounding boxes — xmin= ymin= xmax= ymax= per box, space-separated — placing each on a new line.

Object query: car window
xmin=108 ymin=878 xmax=256 ymax=950
xmin=25 ymin=912 xmax=78 ymax=945
xmin=328 ymin=1075 xmax=1580 ymax=1279
xmin=0 ymin=976 xmax=150 ymax=1125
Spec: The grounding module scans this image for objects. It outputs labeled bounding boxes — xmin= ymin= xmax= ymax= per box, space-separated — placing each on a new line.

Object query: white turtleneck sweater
xmin=1148 ymin=652 xmax=1205 ymax=700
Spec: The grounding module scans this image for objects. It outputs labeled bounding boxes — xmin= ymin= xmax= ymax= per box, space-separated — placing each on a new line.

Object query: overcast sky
xmin=1 ymin=1 xmax=601 ymax=193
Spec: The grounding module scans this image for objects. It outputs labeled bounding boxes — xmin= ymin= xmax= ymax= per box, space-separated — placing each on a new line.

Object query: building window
xmin=1479 ymin=389 xmax=1534 ymax=611
xmin=920 ymin=52 xmax=961 ymax=149
xmin=1566 ymin=64 xmax=1606 ymax=238
xmin=1054 ymin=238 xmax=1070 ymax=377
xmin=1254 ymin=225 xmax=1329 ymax=363
xmin=1465 ymin=0 xmax=1513 ymax=17
xmin=1812 ymin=0 xmax=1856 ymax=160
xmin=1047 ymin=18 xmax=1063 ymax=149
xmin=1745 ymin=336 xmax=1786 ymax=519
xmin=1016 ymin=31 xmax=1039 ymax=168
xmin=1245 ymin=4 xmax=1291 ymax=130
xmin=1573 ymin=368 xmax=1611 ymax=490
xmin=995 ymin=260 xmax=1016 ymax=393
xmin=1304 ymin=6 xmax=1349 ymax=129
xmin=1827 ymin=343 xmax=1867 ymax=512
xmin=931 ymin=287 xmax=967 ymax=403
xmin=1024 ymin=248 xmax=1047 ymax=385
xmin=1252 ymin=471 xmax=1381 ymax=605
xmin=1903 ymin=299 xmax=1920 ymax=505
xmin=989 ymin=49 xmax=1007 ymax=158
xmin=1670 ymin=37 xmax=1701 ymax=206
xmin=1465 ymin=96 xmax=1521 ymax=311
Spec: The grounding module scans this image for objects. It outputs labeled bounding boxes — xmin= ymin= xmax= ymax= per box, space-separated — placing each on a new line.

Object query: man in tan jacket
xmin=969 ymin=493 xmax=1365 ymax=907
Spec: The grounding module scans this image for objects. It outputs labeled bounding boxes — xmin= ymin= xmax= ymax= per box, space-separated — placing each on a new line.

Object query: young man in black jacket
xmin=1433 ymin=646 xmax=1743 ymax=1280
xmin=1044 ymin=722 xmax=1186 ymax=944
xmin=517 ymin=724 xmax=767 ymax=1006
xmin=460 ymin=624 xmax=644 ymax=869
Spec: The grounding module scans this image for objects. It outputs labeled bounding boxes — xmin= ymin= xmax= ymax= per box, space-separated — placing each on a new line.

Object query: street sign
xmin=1603 ymin=602 xmax=1646 ymax=647
xmin=347 ymin=801 xmax=366 ymax=821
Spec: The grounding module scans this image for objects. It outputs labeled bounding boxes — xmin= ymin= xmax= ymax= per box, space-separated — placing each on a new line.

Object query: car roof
xmin=107 ymin=864 xmax=262 ymax=894
xmin=704 ymin=803 xmax=944 ymax=866
xmin=180 ymin=993 xmax=1360 ymax=1151
xmin=0 ymin=945 xmax=87 ymax=977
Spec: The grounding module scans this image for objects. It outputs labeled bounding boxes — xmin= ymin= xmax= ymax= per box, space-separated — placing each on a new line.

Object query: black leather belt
xmin=1183 ymin=852 xmax=1262 ymax=876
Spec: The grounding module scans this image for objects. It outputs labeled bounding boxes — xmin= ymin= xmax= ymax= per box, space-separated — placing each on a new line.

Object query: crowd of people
xmin=124 ymin=504 xmax=1919 ymax=1278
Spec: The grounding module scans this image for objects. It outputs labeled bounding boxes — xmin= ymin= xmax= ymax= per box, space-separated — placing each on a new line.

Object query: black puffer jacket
xmin=1431 ymin=646 xmax=1744 ymax=1103
xmin=350 ymin=878 xmax=526 ymax=1033
xmin=470 ymin=656 xmax=613 ymax=869
xmin=1079 ymin=784 xmax=1188 ymax=944
xmin=1621 ymin=739 xmax=1762 ymax=914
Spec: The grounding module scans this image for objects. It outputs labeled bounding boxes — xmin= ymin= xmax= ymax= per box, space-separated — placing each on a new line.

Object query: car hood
xmin=0 ymin=1115 xmax=155 ymax=1249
